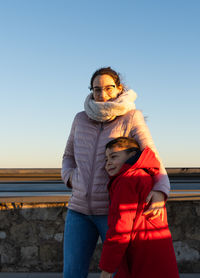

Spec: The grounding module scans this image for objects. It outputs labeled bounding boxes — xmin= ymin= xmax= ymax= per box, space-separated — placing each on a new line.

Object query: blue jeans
xmin=63 ymin=209 xmax=108 ymax=278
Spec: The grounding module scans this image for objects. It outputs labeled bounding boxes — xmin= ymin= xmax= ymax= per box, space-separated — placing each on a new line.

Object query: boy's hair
xmin=106 ymin=137 xmax=140 ymax=153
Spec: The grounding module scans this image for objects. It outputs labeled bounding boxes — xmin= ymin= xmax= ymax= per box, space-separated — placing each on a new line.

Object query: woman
xmin=61 ymin=67 xmax=170 ymax=278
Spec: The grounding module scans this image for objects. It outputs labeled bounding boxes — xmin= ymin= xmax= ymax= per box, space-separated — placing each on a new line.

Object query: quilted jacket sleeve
xmin=61 ymin=115 xmax=77 ymax=187
xmin=99 ymin=178 xmax=139 ymax=273
xmin=130 ymin=110 xmax=170 ymax=196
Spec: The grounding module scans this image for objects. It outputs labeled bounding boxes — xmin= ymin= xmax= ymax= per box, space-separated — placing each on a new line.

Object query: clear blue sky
xmin=0 ymin=0 xmax=199 ymax=168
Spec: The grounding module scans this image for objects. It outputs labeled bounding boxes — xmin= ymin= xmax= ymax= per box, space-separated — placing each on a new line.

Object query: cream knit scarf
xmin=84 ymin=89 xmax=137 ymax=122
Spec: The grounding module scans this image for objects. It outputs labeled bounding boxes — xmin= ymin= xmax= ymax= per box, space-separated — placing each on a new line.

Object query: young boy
xmin=99 ymin=137 xmax=179 ymax=278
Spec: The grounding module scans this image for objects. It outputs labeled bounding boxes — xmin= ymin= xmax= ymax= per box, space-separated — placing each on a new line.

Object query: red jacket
xmin=99 ymin=147 xmax=179 ymax=278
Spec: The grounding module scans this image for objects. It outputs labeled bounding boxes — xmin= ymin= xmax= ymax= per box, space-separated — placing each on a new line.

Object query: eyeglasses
xmin=90 ymin=85 xmax=116 ymax=95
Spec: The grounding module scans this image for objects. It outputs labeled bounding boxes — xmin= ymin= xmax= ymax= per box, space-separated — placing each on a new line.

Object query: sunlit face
xmin=105 ymin=147 xmax=135 ymax=176
xmin=92 ymin=74 xmax=122 ymax=102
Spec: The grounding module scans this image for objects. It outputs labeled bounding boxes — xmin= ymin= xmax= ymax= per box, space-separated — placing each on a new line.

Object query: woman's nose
xmin=98 ymin=91 xmax=107 ymax=102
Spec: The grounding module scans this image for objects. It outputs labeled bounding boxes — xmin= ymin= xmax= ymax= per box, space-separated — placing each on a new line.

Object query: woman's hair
xmin=90 ymin=67 xmax=125 ymax=90
xmin=106 ymin=137 xmax=140 ymax=153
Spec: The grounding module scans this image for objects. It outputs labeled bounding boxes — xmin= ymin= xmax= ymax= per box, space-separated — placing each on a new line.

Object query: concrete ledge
xmin=0 ymin=273 xmax=199 ymax=278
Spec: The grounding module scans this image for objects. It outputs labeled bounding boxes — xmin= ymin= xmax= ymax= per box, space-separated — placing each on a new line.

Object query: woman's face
xmin=92 ymin=74 xmax=122 ymax=102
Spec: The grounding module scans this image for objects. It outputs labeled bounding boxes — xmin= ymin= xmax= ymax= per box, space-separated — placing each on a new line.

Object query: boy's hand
xmin=143 ymin=190 xmax=165 ymax=221
xmin=100 ymin=270 xmax=113 ymax=278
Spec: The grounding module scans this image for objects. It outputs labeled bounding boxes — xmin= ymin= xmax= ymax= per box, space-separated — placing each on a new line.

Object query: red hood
xmin=110 ymin=147 xmax=160 ymax=179
xmin=132 ymin=146 xmax=160 ymax=175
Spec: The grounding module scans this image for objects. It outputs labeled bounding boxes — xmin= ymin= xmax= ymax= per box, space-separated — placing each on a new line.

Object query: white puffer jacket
xmin=61 ymin=109 xmax=170 ymax=215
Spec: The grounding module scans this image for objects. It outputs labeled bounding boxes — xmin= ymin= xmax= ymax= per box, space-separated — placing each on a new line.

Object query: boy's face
xmin=105 ymin=146 xmax=134 ymax=176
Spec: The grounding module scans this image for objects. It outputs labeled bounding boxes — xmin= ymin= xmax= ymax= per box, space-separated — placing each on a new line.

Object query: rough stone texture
xmin=0 ymin=201 xmax=199 ymax=273
xmin=0 ymin=231 xmax=6 ymax=239
xmin=173 ymin=241 xmax=200 ymax=262
xmin=167 ymin=201 xmax=200 ymax=272
xmin=21 ymin=246 xmax=38 ymax=264
xmin=0 ymin=202 xmax=66 ymax=272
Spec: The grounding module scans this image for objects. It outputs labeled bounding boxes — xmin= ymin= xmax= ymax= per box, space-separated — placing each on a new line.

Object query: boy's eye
xmin=111 ymin=155 xmax=117 ymax=159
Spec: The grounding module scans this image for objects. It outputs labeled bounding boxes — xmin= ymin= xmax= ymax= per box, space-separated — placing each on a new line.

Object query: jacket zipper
xmin=87 ymin=122 xmax=104 ymax=214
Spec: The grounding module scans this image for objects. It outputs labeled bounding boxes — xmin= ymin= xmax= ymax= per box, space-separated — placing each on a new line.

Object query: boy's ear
xmin=128 ymin=150 xmax=137 ymax=158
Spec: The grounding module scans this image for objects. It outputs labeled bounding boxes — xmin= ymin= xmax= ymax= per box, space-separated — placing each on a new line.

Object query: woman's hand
xmin=100 ymin=270 xmax=113 ymax=278
xmin=67 ymin=172 xmax=73 ymax=188
xmin=143 ymin=190 xmax=165 ymax=220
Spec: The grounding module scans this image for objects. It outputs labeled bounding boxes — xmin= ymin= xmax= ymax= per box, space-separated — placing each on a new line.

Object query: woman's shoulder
xmin=73 ymin=111 xmax=88 ymax=121
xmin=127 ymin=109 xmax=146 ymax=123
xmin=119 ymin=109 xmax=144 ymax=121
xmin=73 ymin=111 xmax=98 ymax=126
xmin=129 ymin=109 xmax=143 ymax=116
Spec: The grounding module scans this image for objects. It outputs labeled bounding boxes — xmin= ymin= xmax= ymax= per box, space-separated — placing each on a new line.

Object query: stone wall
xmin=0 ymin=201 xmax=200 ymax=273
xmin=167 ymin=201 xmax=200 ymax=272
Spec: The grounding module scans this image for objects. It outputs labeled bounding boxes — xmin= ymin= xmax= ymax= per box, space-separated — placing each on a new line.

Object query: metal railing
xmin=0 ymin=168 xmax=200 ymax=202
